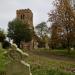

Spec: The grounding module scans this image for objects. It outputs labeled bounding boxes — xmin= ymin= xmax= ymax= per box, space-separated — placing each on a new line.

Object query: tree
xmin=35 ymin=22 xmax=49 ymax=48
xmin=35 ymin=22 xmax=48 ymax=38
xmin=8 ymin=19 xmax=33 ymax=47
xmin=48 ymin=0 xmax=75 ymax=53
xmin=0 ymin=28 xmax=5 ymax=42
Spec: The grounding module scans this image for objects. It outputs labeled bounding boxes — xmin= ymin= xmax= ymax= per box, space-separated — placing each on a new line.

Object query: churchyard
xmin=0 ymin=45 xmax=75 ymax=75
xmin=0 ymin=0 xmax=75 ymax=74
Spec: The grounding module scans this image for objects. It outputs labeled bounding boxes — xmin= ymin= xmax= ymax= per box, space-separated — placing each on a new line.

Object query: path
xmin=27 ymin=50 xmax=75 ymax=63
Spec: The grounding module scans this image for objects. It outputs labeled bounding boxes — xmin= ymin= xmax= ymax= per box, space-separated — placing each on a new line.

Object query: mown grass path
xmin=25 ymin=49 xmax=75 ymax=75
xmin=28 ymin=50 xmax=75 ymax=62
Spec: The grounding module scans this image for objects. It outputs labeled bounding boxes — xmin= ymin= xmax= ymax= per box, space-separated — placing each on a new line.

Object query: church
xmin=16 ymin=9 xmax=34 ymax=50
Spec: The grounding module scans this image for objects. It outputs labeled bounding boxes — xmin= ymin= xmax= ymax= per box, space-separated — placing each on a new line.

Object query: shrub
xmin=2 ymin=40 xmax=11 ymax=49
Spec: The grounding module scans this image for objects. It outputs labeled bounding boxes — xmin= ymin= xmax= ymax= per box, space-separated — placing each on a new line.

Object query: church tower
xmin=16 ymin=9 xmax=33 ymax=29
xmin=16 ymin=9 xmax=33 ymax=49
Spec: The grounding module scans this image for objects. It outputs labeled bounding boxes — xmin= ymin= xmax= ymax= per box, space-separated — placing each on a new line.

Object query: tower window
xmin=21 ymin=14 xmax=24 ymax=19
xmin=21 ymin=15 xmax=22 ymax=19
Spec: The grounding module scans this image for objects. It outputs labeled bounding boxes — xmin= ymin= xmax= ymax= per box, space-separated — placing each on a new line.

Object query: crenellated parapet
xmin=16 ymin=9 xmax=32 ymax=14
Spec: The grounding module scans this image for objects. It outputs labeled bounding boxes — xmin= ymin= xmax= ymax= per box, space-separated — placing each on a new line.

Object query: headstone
xmin=4 ymin=44 xmax=32 ymax=75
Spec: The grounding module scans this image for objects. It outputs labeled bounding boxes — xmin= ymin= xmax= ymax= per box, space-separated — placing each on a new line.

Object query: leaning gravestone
xmin=5 ymin=44 xmax=32 ymax=75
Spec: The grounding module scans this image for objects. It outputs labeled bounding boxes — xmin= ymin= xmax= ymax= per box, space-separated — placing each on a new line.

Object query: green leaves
xmin=0 ymin=28 xmax=5 ymax=42
xmin=8 ymin=19 xmax=33 ymax=47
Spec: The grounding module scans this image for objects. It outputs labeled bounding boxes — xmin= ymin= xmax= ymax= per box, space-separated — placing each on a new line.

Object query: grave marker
xmin=5 ymin=44 xmax=32 ymax=75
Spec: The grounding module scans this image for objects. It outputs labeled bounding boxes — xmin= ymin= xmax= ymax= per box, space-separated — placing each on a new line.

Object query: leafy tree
xmin=48 ymin=0 xmax=75 ymax=53
xmin=0 ymin=28 xmax=5 ymax=42
xmin=35 ymin=22 xmax=48 ymax=39
xmin=8 ymin=19 xmax=33 ymax=47
xmin=2 ymin=40 xmax=11 ymax=49
xmin=35 ymin=22 xmax=49 ymax=48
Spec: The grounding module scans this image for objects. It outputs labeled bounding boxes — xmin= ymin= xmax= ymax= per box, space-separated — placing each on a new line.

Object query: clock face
xmin=9 ymin=50 xmax=22 ymax=61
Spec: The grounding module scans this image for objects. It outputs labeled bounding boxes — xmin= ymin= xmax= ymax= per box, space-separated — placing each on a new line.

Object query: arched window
xmin=21 ymin=15 xmax=22 ymax=19
xmin=21 ymin=14 xmax=24 ymax=20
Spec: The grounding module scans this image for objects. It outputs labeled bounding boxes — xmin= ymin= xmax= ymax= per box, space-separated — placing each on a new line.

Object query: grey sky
xmin=0 ymin=0 xmax=54 ymax=31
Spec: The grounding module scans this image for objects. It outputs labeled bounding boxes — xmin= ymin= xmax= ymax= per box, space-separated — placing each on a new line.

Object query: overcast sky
xmin=0 ymin=0 xmax=54 ymax=31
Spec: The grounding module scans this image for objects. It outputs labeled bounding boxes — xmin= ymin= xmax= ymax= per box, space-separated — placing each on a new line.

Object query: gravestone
xmin=5 ymin=44 xmax=32 ymax=75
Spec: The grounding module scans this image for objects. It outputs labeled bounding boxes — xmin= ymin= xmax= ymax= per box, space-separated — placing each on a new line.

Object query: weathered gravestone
xmin=5 ymin=44 xmax=32 ymax=75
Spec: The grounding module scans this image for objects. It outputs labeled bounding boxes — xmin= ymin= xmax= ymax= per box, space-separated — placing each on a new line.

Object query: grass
xmin=33 ymin=48 xmax=75 ymax=58
xmin=25 ymin=49 xmax=75 ymax=75
xmin=0 ymin=48 xmax=10 ymax=71
xmin=0 ymin=47 xmax=75 ymax=75
xmin=31 ymin=69 xmax=75 ymax=75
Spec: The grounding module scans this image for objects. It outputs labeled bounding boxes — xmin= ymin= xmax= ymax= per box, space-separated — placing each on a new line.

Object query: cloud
xmin=0 ymin=0 xmax=54 ymax=31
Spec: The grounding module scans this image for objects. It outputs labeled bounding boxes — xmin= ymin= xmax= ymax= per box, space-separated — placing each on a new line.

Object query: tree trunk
xmin=67 ymin=39 xmax=70 ymax=54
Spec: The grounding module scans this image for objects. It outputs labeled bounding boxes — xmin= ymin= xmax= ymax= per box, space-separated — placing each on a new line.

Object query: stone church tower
xmin=16 ymin=9 xmax=33 ymax=29
xmin=16 ymin=9 xmax=33 ymax=49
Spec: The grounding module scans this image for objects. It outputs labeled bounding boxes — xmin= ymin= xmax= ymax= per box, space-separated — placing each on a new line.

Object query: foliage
xmin=0 ymin=48 xmax=9 ymax=71
xmin=35 ymin=22 xmax=49 ymax=48
xmin=38 ymin=39 xmax=45 ymax=48
xmin=35 ymin=22 xmax=48 ymax=39
xmin=2 ymin=40 xmax=11 ymax=49
xmin=48 ymin=0 xmax=75 ymax=52
xmin=8 ymin=19 xmax=33 ymax=47
xmin=0 ymin=28 xmax=5 ymax=42
xmin=32 ymin=68 xmax=75 ymax=75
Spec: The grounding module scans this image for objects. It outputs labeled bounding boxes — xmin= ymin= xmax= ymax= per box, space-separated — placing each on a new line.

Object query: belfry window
xmin=21 ymin=15 xmax=22 ymax=19
xmin=21 ymin=14 xmax=24 ymax=19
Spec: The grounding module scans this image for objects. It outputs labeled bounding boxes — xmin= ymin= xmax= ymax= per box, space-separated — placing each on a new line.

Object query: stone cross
xmin=4 ymin=44 xmax=32 ymax=75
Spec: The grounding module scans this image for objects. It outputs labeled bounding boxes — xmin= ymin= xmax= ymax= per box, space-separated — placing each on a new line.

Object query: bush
xmin=0 ymin=29 xmax=5 ymax=42
xmin=2 ymin=40 xmax=11 ymax=49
